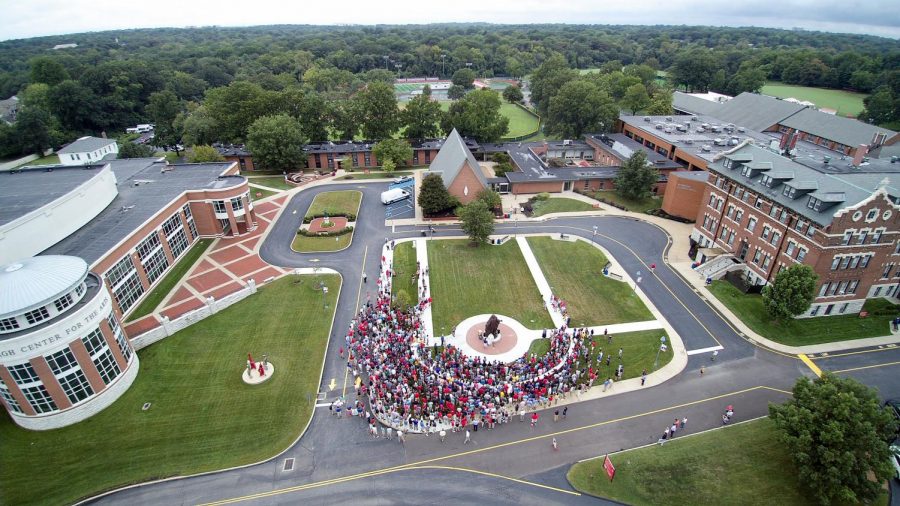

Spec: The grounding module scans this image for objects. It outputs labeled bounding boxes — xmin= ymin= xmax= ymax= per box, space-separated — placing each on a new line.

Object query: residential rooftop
xmin=57 ymin=136 xmax=117 ymax=154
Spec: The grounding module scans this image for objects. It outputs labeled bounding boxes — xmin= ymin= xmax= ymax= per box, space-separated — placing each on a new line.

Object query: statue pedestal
xmin=242 ymin=362 xmax=275 ymax=385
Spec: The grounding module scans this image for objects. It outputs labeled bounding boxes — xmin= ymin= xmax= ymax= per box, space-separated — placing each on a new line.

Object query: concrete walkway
xmin=415 ymin=238 xmax=435 ymax=344
xmin=515 ymin=236 xmax=566 ymax=329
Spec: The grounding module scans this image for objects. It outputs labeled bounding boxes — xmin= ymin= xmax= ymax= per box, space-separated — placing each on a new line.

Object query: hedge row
xmin=296 ymin=226 xmax=354 ymax=237
xmin=302 ymin=212 xmax=356 ymax=224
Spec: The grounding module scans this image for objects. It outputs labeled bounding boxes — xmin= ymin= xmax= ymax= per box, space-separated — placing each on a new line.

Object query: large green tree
xmin=458 ymin=200 xmax=495 ymax=246
xmin=447 ymin=85 xmax=466 ymax=100
xmin=245 ymin=114 xmax=307 ymax=173
xmin=762 ymin=264 xmax=817 ymax=321
xmin=622 ymin=83 xmax=651 ymax=115
xmin=860 ymin=87 xmax=898 ymax=125
xmin=117 ymin=142 xmax=155 ymax=159
xmin=614 ymin=151 xmax=657 ymax=200
xmin=29 ymin=57 xmax=69 ymax=86
xmin=451 ymin=68 xmax=476 ymax=88
xmin=547 ymin=80 xmax=617 ymax=138
xmin=418 ymin=173 xmax=457 ymax=216
xmin=48 ymin=80 xmax=98 ymax=132
xmin=670 ymin=49 xmax=721 ymax=92
xmin=529 ymin=54 xmax=578 ymax=117
xmin=147 ymin=90 xmax=184 ymax=154
xmin=181 ymin=105 xmax=219 ymax=146
xmin=204 ymin=81 xmax=275 ymax=142
xmin=15 ymin=107 xmax=54 ymax=156
xmin=646 ymin=89 xmax=674 ymax=115
xmin=442 ymin=89 xmax=509 ymax=142
xmin=353 ymin=82 xmax=399 ymax=140
xmin=769 ymin=374 xmax=898 ymax=505
xmin=373 ymin=139 xmax=414 ymax=167
xmin=329 ymin=100 xmax=359 ymax=141
xmin=187 ymin=145 xmax=226 ymax=163
xmin=502 ymin=85 xmax=524 ymax=104
xmin=402 ymin=94 xmax=442 ymax=139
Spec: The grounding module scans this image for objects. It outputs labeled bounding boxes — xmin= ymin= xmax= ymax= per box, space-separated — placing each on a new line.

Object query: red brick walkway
xmin=465 ymin=321 xmax=519 ymax=355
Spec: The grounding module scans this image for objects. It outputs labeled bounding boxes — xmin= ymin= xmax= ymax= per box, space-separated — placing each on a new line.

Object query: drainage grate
xmin=283 ymin=458 xmax=294 ymax=472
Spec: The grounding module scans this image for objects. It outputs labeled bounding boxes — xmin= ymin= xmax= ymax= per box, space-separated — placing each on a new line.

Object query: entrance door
xmin=738 ymin=241 xmax=749 ymax=260
xmin=563 ymin=181 xmax=573 ymax=191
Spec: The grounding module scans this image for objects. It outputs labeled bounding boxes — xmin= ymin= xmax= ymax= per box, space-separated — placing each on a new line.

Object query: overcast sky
xmin=2 ymin=0 xmax=898 ymax=42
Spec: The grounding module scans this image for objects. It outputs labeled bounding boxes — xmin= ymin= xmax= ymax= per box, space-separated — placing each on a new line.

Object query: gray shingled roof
xmin=58 ymin=136 xmax=117 ymax=154
xmin=429 ymin=128 xmax=487 ymax=189
xmin=713 ymin=144 xmax=899 ymax=226
xmin=711 ymin=93 xmax=807 ymax=132
xmin=779 ymin=108 xmax=897 ymax=149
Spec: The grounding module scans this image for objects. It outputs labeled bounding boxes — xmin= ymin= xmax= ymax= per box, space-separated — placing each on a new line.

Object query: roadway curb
xmin=74 ymin=271 xmax=344 ymax=506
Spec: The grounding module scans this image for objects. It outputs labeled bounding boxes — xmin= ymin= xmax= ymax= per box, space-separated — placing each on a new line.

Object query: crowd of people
xmin=338 ymin=250 xmax=610 ymax=434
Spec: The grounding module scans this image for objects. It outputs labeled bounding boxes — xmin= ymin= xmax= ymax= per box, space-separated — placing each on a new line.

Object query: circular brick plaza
xmin=464 ymin=320 xmax=519 ymax=355
xmin=307 ymin=216 xmax=348 ymax=233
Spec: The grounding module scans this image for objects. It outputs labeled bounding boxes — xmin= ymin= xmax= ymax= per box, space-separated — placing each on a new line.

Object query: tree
xmin=443 ymin=89 xmax=509 ymax=142
xmin=621 ymin=83 xmax=651 ymax=115
xmin=402 ymin=94 xmax=442 ymax=139
xmin=529 ymin=54 xmax=578 ymax=116
xmin=15 ymin=107 xmax=54 ymax=156
xmin=381 ymin=159 xmax=396 ymax=175
xmin=447 ymin=85 xmax=466 ymax=100
xmin=451 ymin=68 xmax=476 ymax=88
xmin=329 ymin=100 xmax=358 ymax=141
xmin=147 ymin=90 xmax=184 ymax=154
xmin=860 ymin=87 xmax=897 ymax=125
xmin=670 ymin=49 xmax=721 ymax=92
xmin=458 ymin=200 xmax=495 ymax=246
xmin=373 ymin=138 xmax=413 ymax=167
xmin=186 ymin=145 xmax=225 ymax=163
xmin=418 ymin=173 xmax=457 ymax=215
xmin=181 ymin=106 xmax=219 ymax=146
xmin=204 ymin=81 xmax=274 ymax=142
xmin=19 ymin=83 xmax=52 ymax=113
xmin=728 ymin=66 xmax=767 ymax=95
xmin=29 ymin=57 xmax=69 ymax=86
xmin=245 ymin=114 xmax=307 ymax=173
xmin=546 ymin=80 xmax=617 ymax=138
xmin=502 ymin=85 xmax=524 ymax=104
xmin=475 ymin=188 xmax=502 ymax=211
xmin=646 ymin=89 xmax=674 ymax=115
xmin=48 ymin=80 xmax=98 ymax=132
xmin=117 ymin=142 xmax=156 ymax=159
xmin=769 ymin=374 xmax=898 ymax=505
xmin=762 ymin=264 xmax=817 ymax=321
xmin=353 ymin=82 xmax=399 ymax=139
xmin=614 ymin=151 xmax=657 ymax=200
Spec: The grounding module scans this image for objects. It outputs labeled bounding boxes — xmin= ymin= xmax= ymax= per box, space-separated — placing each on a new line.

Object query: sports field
xmin=761 ymin=82 xmax=867 ymax=117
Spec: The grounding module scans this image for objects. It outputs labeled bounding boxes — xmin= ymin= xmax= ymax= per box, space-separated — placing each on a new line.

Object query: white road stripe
xmin=686 ymin=345 xmax=724 ymax=356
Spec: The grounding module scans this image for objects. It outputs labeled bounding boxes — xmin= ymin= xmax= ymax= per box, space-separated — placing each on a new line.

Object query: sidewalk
xmin=515 ymin=236 xmax=565 ymax=329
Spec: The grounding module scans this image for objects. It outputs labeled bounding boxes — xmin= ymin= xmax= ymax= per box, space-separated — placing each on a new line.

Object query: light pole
xmin=320 ymin=282 xmax=329 ymax=311
xmin=592 ymin=225 xmax=598 ymax=244
xmin=653 ymin=335 xmax=667 ymax=371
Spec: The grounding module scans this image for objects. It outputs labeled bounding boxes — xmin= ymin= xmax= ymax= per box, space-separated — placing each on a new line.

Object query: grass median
xmin=304 ymin=190 xmax=362 ymax=219
xmin=530 ymin=198 xmax=595 ymax=217
xmin=392 ymin=241 xmax=418 ymax=304
xmin=0 ymin=275 xmax=339 ymax=506
xmin=528 ymin=236 xmax=652 ymax=326
xmin=428 ymin=239 xmax=553 ymax=332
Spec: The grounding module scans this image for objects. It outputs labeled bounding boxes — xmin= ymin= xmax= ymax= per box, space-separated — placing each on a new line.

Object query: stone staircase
xmin=695 ymin=254 xmax=744 ymax=281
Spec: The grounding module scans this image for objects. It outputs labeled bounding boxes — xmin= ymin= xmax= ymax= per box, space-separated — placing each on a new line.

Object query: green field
xmin=708 ymin=281 xmax=898 ymax=346
xmin=429 ymin=101 xmax=539 ymax=139
xmin=761 ymin=82 xmax=867 ymax=117
xmin=14 ymin=153 xmax=60 ymax=168
xmin=0 ymin=275 xmax=339 ymax=506
xmin=428 ymin=239 xmax=554 ymax=332
xmin=528 ymin=237 xmax=652 ymax=327
xmin=127 ymin=239 xmax=213 ymax=321
xmin=304 ymin=190 xmax=362 ymax=218
xmin=246 ymin=175 xmax=294 ymax=190
xmin=392 ymin=241 xmax=419 ymax=305
xmin=567 ymin=419 xmax=859 ymax=506
xmin=530 ymin=197 xmax=595 ymax=217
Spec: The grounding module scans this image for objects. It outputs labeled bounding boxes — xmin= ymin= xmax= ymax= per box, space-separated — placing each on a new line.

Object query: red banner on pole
xmin=603 ymin=454 xmax=616 ymax=482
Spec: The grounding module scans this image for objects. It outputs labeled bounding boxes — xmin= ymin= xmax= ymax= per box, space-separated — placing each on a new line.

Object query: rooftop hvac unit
xmin=684 ymin=139 xmax=694 ymax=145
xmin=655 ymin=124 xmax=663 ymax=130
xmin=701 ymin=123 xmax=710 ymax=129
xmin=664 ymin=127 xmax=674 ymax=133
xmin=696 ymin=127 xmax=705 ymax=133
xmin=643 ymin=116 xmax=651 ymax=122
xmin=714 ymin=138 xmax=726 ymax=146
xmin=737 ymin=127 xmax=745 ymax=133
xmin=729 ymin=137 xmax=740 ymax=146
xmin=666 ymin=116 xmax=673 ymax=122
xmin=701 ymin=145 xmax=712 ymax=152
xmin=691 ymin=116 xmax=699 ymax=121
xmin=676 ymin=124 xmax=688 ymax=132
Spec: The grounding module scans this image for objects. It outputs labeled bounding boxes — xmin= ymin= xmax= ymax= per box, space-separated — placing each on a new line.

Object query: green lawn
xmin=592 ymin=191 xmax=661 ymax=214
xmin=500 ymin=103 xmax=540 ymax=138
xmin=13 ymin=153 xmax=59 ymax=168
xmin=246 ymin=175 xmax=294 ymax=190
xmin=568 ymin=419 xmax=843 ymax=506
xmin=0 ymin=275 xmax=339 ymax=506
xmin=342 ymin=170 xmax=413 ymax=180
xmin=528 ymin=237 xmax=652 ymax=327
xmin=127 ymin=239 xmax=213 ymax=321
xmin=761 ymin=82 xmax=867 ymax=117
xmin=527 ymin=338 xmax=550 ymax=357
xmin=250 ymin=187 xmax=279 ymax=201
xmin=530 ymin=197 xmax=595 ymax=217
xmin=305 ymin=190 xmax=362 ymax=219
xmin=708 ymin=280 xmax=898 ymax=346
xmin=529 ymin=329 xmax=672 ymax=381
xmin=392 ymin=241 xmax=418 ymax=303
xmin=292 ymin=233 xmax=353 ymax=253
xmin=428 ymin=240 xmax=554 ymax=332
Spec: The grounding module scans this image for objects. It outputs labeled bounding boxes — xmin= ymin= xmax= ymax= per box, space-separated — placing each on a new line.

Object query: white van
xmin=136 ymin=124 xmax=153 ymax=133
xmin=125 ymin=127 xmax=140 ymax=134
xmin=381 ymin=188 xmax=410 ymax=205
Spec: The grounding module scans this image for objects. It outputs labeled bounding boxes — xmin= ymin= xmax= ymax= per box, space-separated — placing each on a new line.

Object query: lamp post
xmin=653 ymin=335 xmax=667 ymax=371
xmin=592 ymin=225 xmax=598 ymax=244
xmin=320 ymin=282 xmax=329 ymax=311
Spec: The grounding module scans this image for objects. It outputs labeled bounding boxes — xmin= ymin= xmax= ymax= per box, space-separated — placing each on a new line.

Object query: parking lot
xmin=384 ymin=176 xmax=415 ymax=221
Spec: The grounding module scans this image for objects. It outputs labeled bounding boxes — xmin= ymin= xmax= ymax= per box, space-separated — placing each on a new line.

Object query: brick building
xmin=691 ymin=143 xmax=900 ymax=317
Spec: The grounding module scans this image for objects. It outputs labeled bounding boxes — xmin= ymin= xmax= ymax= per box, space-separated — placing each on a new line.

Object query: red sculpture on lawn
xmin=248 ymin=353 xmax=255 ymax=370
xmin=258 ymin=362 xmax=266 ymax=377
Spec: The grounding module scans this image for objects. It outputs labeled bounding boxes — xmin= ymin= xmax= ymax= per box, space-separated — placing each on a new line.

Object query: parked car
xmin=393 ymin=175 xmax=413 ymax=184
xmin=891 ymin=438 xmax=900 ymax=481
xmin=381 ymin=188 xmax=410 ymax=205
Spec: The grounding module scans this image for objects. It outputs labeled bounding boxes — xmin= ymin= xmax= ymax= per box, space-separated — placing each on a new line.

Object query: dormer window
xmin=807 ymin=197 xmax=823 ymax=211
xmin=782 ymin=185 xmax=796 ymax=198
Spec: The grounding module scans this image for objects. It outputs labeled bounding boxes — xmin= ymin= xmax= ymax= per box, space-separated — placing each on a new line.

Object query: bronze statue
xmin=484 ymin=314 xmax=501 ymax=338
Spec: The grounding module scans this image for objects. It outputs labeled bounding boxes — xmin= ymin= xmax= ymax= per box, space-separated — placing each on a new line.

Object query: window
xmin=831 ymin=257 xmax=841 ymax=270
xmin=93 ymin=349 xmax=120 ymax=384
xmin=106 ymin=256 xmax=135 ymax=288
xmin=58 ymin=370 xmax=94 ymax=404
xmin=837 ymin=280 xmax=848 ymax=295
xmin=47 ymin=348 xmax=78 ymax=376
xmin=136 ymin=233 xmax=161 ymax=260
xmin=883 ymin=264 xmax=894 ymax=278
xmin=777 ymin=209 xmax=789 ymax=224
xmin=807 ymin=197 xmax=822 ymax=211
xmin=734 ymin=209 xmax=744 ymax=223
xmin=809 ymin=305 xmax=820 ymax=316
xmin=762 ymin=254 xmax=771 ymax=269
xmin=866 ymin=209 xmax=877 ymax=221
xmin=0 ymin=317 xmax=20 ymax=331
xmin=839 ymin=303 xmax=849 ymax=314
xmin=162 ymin=215 xmax=182 ymax=237
xmin=24 ymin=306 xmax=50 ymax=325
xmin=75 ymin=283 xmax=85 ymax=297
xmin=413 ymin=151 xmax=419 ymax=165
xmin=752 ymin=248 xmax=762 ymax=264
xmin=727 ymin=231 xmax=736 ymax=246
xmin=849 ymin=256 xmax=861 ymax=269
xmin=424 ymin=151 xmax=431 ymax=163
xmin=857 ymin=230 xmax=868 ymax=244
xmin=109 ymin=314 xmax=133 ymax=363
xmin=113 ymin=271 xmax=144 ymax=313
xmin=715 ymin=198 xmax=723 ymax=211
xmin=782 ymin=185 xmax=796 ymax=198
xmin=848 ymin=280 xmax=859 ymax=294
xmin=785 ymin=241 xmax=796 ymax=256
xmin=8 ymin=363 xmax=39 ymax=385
xmin=747 ymin=217 xmax=757 ymax=232
xmin=54 ymin=293 xmax=73 ymax=312
xmin=213 ymin=200 xmax=228 ymax=214
xmin=860 ymin=255 xmax=872 ymax=268
xmin=828 ymin=282 xmax=839 ymax=296
xmin=182 ymin=204 xmax=193 ymax=221
xmin=841 ymin=231 xmax=852 ymax=245
xmin=0 ymin=382 xmax=22 ymax=414
xmin=872 ymin=229 xmax=883 ymax=244
xmin=22 ymin=385 xmax=56 ymax=414
xmin=719 ymin=226 xmax=728 ymax=240
xmin=761 ymin=226 xmax=770 ymax=240
xmin=806 ymin=225 xmax=816 ymax=238
xmin=770 ymin=231 xmax=781 ymax=246
xmin=797 ymin=248 xmax=807 ymax=262
xmin=231 ymin=196 xmax=244 ymax=212
xmin=82 ymin=329 xmax=106 ymax=356
xmin=142 ymin=247 xmax=169 ymax=284
xmin=819 ymin=283 xmax=829 ymax=297
xmin=726 ymin=205 xmax=735 ymax=220
xmin=755 ymin=197 xmax=763 ymax=209
xmin=168 ymin=228 xmax=189 ymax=259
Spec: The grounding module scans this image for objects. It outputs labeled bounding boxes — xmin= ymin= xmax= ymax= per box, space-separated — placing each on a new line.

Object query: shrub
xmin=536 ymin=192 xmax=550 ymax=201
xmin=393 ymin=289 xmax=413 ymax=310
xmin=296 ymin=226 xmax=354 ymax=237
xmin=302 ymin=212 xmax=357 ymax=224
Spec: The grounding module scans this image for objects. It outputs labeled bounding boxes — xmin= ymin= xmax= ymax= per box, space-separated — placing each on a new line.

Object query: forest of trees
xmin=0 ymin=24 xmax=897 ymax=158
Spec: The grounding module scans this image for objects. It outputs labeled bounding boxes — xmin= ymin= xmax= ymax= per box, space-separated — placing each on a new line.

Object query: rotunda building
xmin=0 ymin=256 xmax=138 ymax=430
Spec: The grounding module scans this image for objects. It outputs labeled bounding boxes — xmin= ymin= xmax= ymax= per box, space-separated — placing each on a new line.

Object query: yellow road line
xmin=808 ymin=346 xmax=900 ymax=359
xmin=410 ymin=465 xmax=581 ymax=496
xmin=344 ymin=244 xmax=368 ymax=397
xmin=831 ymin=360 xmax=900 ymax=374
xmin=200 ymin=385 xmax=786 ymax=505
xmin=798 ymin=354 xmax=822 ymax=377
xmin=759 ymin=385 xmax=793 ymax=395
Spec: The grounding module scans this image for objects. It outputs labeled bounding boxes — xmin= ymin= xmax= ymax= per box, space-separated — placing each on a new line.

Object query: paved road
xmin=92 ymin=183 xmax=900 ymax=505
